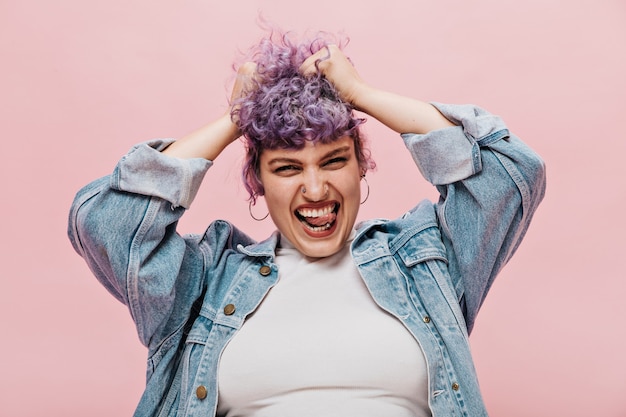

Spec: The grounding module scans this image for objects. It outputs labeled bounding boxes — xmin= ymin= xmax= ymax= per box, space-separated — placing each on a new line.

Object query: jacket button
xmin=196 ymin=385 xmax=208 ymax=400
xmin=423 ymin=316 xmax=431 ymax=323
xmin=259 ymin=265 xmax=271 ymax=276
xmin=452 ymin=382 xmax=460 ymax=391
xmin=223 ymin=304 xmax=236 ymax=315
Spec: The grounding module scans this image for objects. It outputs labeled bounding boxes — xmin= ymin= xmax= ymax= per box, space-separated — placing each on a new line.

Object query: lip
xmin=294 ymin=201 xmax=339 ymax=238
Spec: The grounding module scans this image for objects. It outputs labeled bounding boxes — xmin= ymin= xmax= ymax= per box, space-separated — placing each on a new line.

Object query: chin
xmin=296 ymin=234 xmax=347 ymax=258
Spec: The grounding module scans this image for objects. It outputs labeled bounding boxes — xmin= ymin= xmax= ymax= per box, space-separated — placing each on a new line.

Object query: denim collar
xmin=236 ymin=230 xmax=281 ymax=259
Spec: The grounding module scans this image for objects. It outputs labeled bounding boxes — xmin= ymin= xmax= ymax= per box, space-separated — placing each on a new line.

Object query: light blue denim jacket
xmin=68 ymin=103 xmax=546 ymax=417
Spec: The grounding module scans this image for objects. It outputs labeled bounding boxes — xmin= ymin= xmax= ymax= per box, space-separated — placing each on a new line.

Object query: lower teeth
xmin=305 ymin=222 xmax=332 ymax=232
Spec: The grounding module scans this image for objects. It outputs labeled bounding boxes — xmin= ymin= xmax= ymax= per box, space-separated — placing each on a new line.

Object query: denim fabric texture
xmin=68 ymin=103 xmax=546 ymax=417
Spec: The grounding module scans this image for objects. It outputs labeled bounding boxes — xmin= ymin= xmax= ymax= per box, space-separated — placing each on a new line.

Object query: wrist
xmin=219 ymin=111 xmax=241 ymax=144
xmin=349 ymin=84 xmax=378 ymax=113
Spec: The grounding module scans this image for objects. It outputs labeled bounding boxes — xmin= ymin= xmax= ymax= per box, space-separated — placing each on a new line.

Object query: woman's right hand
xmin=161 ymin=62 xmax=260 ymax=161
xmin=230 ymin=62 xmax=258 ymax=105
xmin=160 ymin=65 xmax=259 ymax=161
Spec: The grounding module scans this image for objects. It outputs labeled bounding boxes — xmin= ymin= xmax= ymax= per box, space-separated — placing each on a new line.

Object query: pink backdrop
xmin=1 ymin=0 xmax=625 ymax=415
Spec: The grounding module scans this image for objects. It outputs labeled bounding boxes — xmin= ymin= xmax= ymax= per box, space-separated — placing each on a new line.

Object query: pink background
xmin=1 ymin=0 xmax=625 ymax=415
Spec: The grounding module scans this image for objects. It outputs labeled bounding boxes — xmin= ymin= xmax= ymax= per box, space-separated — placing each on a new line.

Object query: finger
xmin=299 ymin=45 xmax=334 ymax=76
xmin=239 ymin=61 xmax=258 ymax=76
xmin=231 ymin=62 xmax=258 ymax=102
xmin=299 ymin=52 xmax=321 ymax=76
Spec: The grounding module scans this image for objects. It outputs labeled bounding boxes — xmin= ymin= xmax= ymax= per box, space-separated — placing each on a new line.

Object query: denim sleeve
xmin=67 ymin=139 xmax=213 ymax=347
xmin=402 ymin=103 xmax=546 ymax=332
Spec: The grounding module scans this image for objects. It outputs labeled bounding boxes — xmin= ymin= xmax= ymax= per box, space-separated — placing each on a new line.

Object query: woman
xmin=68 ymin=31 xmax=546 ymax=417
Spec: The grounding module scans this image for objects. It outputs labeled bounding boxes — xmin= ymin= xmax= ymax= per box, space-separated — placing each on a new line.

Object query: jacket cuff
xmin=110 ymin=139 xmax=213 ymax=209
xmin=401 ymin=103 xmax=509 ymax=185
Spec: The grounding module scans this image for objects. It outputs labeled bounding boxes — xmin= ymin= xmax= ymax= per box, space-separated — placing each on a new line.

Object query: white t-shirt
xmin=217 ymin=233 xmax=431 ymax=417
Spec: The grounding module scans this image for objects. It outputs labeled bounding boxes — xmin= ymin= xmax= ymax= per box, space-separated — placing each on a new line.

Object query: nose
xmin=301 ymin=171 xmax=329 ymax=201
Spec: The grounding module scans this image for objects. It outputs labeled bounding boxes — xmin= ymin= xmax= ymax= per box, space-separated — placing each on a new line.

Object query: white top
xmin=217 ymin=233 xmax=431 ymax=417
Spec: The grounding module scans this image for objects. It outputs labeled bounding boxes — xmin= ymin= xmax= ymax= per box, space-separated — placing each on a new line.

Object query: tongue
xmin=304 ymin=212 xmax=336 ymax=227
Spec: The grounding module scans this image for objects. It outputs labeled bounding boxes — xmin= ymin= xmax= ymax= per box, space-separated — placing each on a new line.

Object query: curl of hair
xmin=231 ymin=30 xmax=375 ymax=204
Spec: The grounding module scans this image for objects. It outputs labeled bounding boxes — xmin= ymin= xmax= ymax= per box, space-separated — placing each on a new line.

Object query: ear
xmin=256 ymin=179 xmax=266 ymax=196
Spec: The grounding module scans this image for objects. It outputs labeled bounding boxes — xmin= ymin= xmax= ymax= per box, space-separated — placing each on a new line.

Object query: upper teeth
xmin=297 ymin=204 xmax=335 ymax=218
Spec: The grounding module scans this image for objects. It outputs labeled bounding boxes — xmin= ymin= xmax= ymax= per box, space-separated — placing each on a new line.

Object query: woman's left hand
xmin=301 ymin=45 xmax=454 ymax=135
xmin=299 ymin=45 xmax=368 ymax=108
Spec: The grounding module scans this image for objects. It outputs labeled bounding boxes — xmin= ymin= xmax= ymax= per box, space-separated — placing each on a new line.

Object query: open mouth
xmin=295 ymin=202 xmax=339 ymax=233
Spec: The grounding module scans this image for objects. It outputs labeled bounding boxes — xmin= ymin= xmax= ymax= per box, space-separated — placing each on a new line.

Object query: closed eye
xmin=273 ymin=164 xmax=301 ymax=175
xmin=323 ymin=157 xmax=349 ymax=168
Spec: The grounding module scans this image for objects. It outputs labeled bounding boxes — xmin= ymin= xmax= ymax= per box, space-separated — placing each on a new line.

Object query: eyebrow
xmin=266 ymin=146 xmax=352 ymax=166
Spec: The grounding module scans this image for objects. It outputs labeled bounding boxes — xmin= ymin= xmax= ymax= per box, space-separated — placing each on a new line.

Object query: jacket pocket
xmin=394 ymin=226 xmax=466 ymax=334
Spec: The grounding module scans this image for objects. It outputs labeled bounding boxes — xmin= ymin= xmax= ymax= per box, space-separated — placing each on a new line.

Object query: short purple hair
xmin=231 ymin=31 xmax=375 ymax=204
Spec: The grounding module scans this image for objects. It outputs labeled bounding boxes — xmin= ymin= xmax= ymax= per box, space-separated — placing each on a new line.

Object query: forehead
xmin=260 ymin=136 xmax=355 ymax=164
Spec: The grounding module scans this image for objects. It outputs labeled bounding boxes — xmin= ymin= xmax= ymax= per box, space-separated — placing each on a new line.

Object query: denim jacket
xmin=68 ymin=103 xmax=546 ymax=417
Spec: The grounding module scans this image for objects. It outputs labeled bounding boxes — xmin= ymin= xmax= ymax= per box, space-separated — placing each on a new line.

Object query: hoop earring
xmin=360 ymin=176 xmax=370 ymax=205
xmin=249 ymin=200 xmax=269 ymax=221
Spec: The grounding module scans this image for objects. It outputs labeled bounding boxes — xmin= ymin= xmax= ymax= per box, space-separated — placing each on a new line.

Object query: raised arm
xmin=67 ymin=65 xmax=258 ymax=349
xmin=302 ymin=46 xmax=546 ymax=331
xmin=161 ymin=112 xmax=239 ymax=160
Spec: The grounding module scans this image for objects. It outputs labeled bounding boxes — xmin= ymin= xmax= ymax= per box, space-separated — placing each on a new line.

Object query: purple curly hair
xmin=231 ymin=31 xmax=375 ymax=204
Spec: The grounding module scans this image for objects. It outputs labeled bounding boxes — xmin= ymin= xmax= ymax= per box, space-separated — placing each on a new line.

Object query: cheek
xmin=337 ymin=176 xmax=362 ymax=206
xmin=264 ymin=182 xmax=295 ymax=215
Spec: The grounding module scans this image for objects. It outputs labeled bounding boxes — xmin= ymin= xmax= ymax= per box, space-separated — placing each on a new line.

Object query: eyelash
xmin=324 ymin=157 xmax=348 ymax=166
xmin=274 ymin=165 xmax=300 ymax=173
xmin=273 ymin=157 xmax=349 ymax=174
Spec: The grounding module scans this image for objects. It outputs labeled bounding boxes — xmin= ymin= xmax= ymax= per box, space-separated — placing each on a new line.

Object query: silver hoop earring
xmin=249 ymin=199 xmax=269 ymax=221
xmin=360 ymin=176 xmax=370 ymax=205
